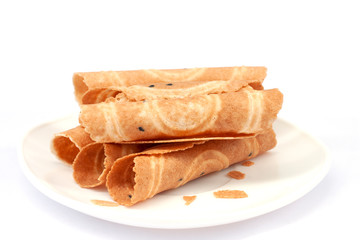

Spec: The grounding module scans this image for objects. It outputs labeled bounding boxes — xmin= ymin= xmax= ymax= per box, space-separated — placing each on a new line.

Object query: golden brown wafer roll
xmin=116 ymin=78 xmax=264 ymax=102
xmin=73 ymin=143 xmax=150 ymax=188
xmin=51 ymin=126 xmax=94 ymax=164
xmin=79 ymin=86 xmax=283 ymax=143
xmin=106 ymin=129 xmax=276 ymax=206
xmin=74 ymin=66 xmax=267 ymax=104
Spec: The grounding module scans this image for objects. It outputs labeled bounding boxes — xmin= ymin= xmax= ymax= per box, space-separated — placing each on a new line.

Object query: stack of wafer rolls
xmin=51 ymin=66 xmax=283 ymax=206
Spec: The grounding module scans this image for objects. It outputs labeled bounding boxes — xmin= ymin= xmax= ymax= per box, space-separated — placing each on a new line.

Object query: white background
xmin=1 ymin=0 xmax=359 ymax=239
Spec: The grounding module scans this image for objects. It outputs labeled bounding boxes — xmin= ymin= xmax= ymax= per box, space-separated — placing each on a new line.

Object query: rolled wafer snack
xmin=106 ymin=129 xmax=276 ymax=206
xmin=74 ymin=66 xmax=267 ymax=104
xmin=79 ymin=86 xmax=283 ymax=143
xmin=114 ymin=77 xmax=264 ymax=102
xmin=51 ymin=126 xmax=94 ymax=164
xmin=73 ymin=143 xmax=151 ymax=188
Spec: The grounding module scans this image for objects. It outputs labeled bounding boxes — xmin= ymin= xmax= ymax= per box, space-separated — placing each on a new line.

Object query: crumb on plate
xmin=213 ymin=190 xmax=248 ymax=199
xmin=91 ymin=199 xmax=120 ymax=207
xmin=241 ymin=160 xmax=254 ymax=167
xmin=227 ymin=170 xmax=245 ymax=180
xmin=183 ymin=195 xmax=197 ymax=205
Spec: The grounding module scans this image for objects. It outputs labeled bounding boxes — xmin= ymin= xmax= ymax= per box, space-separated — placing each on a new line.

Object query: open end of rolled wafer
xmin=256 ymin=128 xmax=278 ymax=150
xmin=106 ymin=157 xmax=136 ymax=206
xmin=51 ymin=126 xmax=94 ymax=164
xmin=73 ymin=143 xmax=151 ymax=188
xmin=73 ymin=73 xmax=88 ymax=103
xmin=52 ymin=136 xmax=80 ymax=165
xmin=73 ymin=143 xmax=106 ymax=188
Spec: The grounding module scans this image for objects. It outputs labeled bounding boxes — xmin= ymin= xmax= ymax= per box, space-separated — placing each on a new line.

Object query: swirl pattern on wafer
xmin=147 ymin=94 xmax=222 ymax=136
xmin=176 ymin=150 xmax=230 ymax=188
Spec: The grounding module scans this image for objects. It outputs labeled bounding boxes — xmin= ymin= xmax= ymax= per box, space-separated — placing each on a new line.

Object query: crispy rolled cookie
xmin=74 ymin=66 xmax=267 ymax=104
xmin=106 ymin=129 xmax=276 ymax=206
xmin=79 ymin=86 xmax=283 ymax=142
xmin=113 ymin=78 xmax=264 ymax=102
xmin=51 ymin=126 xmax=94 ymax=164
xmin=73 ymin=143 xmax=150 ymax=188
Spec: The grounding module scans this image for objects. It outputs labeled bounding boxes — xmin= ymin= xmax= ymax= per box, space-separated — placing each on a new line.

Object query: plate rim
xmin=18 ymin=116 xmax=331 ymax=229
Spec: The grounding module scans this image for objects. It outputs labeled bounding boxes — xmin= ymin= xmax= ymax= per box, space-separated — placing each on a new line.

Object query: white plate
xmin=19 ymin=115 xmax=330 ymax=229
